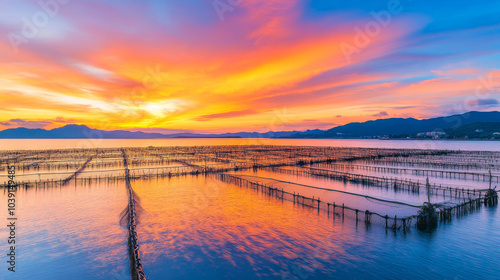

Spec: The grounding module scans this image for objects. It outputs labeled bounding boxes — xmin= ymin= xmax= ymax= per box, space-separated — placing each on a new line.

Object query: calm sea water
xmin=135 ymin=176 xmax=500 ymax=280
xmin=0 ymin=138 xmax=499 ymax=151
xmin=0 ymin=140 xmax=499 ymax=280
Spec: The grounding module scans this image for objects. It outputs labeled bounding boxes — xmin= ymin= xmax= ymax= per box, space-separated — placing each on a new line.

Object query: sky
xmin=0 ymin=0 xmax=499 ymax=134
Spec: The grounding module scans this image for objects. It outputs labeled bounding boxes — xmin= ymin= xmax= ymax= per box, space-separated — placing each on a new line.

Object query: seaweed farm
xmin=1 ymin=144 xmax=499 ymax=279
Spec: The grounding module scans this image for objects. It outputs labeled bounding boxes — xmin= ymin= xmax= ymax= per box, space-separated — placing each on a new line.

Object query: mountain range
xmin=0 ymin=124 xmax=301 ymax=139
xmin=0 ymin=111 xmax=499 ymax=139
xmin=287 ymin=111 xmax=500 ymax=138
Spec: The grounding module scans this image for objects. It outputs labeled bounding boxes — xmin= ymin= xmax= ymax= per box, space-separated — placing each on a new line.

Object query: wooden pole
xmin=426 ymin=177 xmax=431 ymax=204
xmin=489 ymin=169 xmax=492 ymax=190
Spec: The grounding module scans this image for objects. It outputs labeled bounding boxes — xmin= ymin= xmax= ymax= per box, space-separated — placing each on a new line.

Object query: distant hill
xmin=286 ymin=111 xmax=500 ymax=138
xmin=0 ymin=125 xmax=169 ymax=139
xmin=0 ymin=124 xmax=301 ymax=139
xmin=0 ymin=111 xmax=499 ymax=139
xmin=443 ymin=122 xmax=500 ymax=139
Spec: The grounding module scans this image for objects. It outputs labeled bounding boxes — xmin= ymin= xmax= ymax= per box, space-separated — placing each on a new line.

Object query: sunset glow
xmin=1 ymin=0 xmax=499 ymax=133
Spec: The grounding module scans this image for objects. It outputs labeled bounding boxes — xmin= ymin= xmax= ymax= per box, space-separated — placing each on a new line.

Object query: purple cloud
xmin=0 ymin=119 xmax=51 ymax=129
xmin=372 ymin=111 xmax=389 ymax=117
xmin=466 ymin=98 xmax=499 ymax=107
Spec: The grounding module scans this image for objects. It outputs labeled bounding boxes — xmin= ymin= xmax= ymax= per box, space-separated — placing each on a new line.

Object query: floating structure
xmin=121 ymin=149 xmax=147 ymax=280
xmin=1 ymin=147 xmax=498 ymax=234
xmin=1 ymin=145 xmax=499 ymax=278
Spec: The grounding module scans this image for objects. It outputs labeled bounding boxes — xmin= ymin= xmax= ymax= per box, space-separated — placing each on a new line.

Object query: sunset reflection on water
xmin=1 ymin=141 xmax=500 ymax=280
xmin=0 ymin=181 xmax=130 ymax=280
xmin=133 ymin=175 xmax=363 ymax=279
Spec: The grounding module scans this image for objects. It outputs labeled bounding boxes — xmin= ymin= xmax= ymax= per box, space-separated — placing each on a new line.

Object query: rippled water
xmin=1 ymin=141 xmax=499 ymax=280
xmin=0 ymin=181 xmax=130 ymax=280
xmin=135 ymin=176 xmax=500 ymax=279
xmin=4 ymin=176 xmax=497 ymax=279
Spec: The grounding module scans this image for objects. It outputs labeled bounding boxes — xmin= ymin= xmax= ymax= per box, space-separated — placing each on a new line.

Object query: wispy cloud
xmin=0 ymin=119 xmax=51 ymax=129
xmin=372 ymin=111 xmax=389 ymax=117
xmin=196 ymin=109 xmax=257 ymax=121
xmin=466 ymin=98 xmax=499 ymax=107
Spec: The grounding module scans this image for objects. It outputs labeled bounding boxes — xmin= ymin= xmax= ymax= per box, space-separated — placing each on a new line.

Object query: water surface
xmin=1 ymin=139 xmax=499 ymax=151
xmin=1 ymin=141 xmax=499 ymax=280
